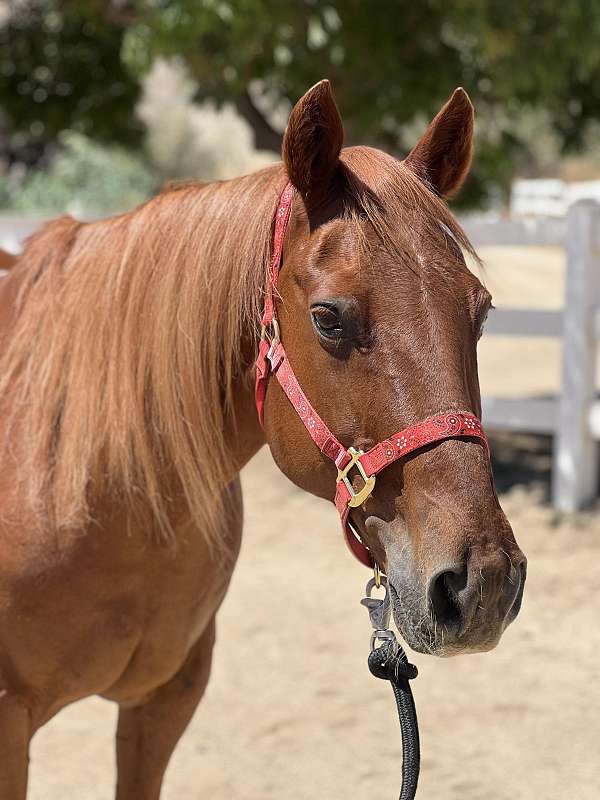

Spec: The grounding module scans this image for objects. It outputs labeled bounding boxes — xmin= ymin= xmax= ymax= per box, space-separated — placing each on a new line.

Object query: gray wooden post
xmin=552 ymin=200 xmax=600 ymax=511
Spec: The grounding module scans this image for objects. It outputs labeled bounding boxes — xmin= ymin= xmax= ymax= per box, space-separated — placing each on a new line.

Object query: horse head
xmin=263 ymin=81 xmax=526 ymax=656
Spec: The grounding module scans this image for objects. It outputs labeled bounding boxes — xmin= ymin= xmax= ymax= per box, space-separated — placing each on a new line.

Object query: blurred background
xmin=3 ymin=0 xmax=600 ymax=215
xmin=1 ymin=2 xmax=599 ymax=799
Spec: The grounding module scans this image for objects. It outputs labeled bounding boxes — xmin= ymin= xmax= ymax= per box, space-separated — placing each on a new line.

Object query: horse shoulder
xmin=0 ymin=480 xmax=242 ymax=723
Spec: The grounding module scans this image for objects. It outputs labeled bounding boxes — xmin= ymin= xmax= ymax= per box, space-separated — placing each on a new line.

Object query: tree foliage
xmin=2 ymin=1 xmax=600 ymax=206
xmin=0 ymin=1 xmax=142 ymax=166
xmin=126 ymin=0 xmax=600 ymax=205
xmin=0 ymin=131 xmax=157 ymax=215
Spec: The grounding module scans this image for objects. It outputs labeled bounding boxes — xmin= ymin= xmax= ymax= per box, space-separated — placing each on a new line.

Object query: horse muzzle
xmin=386 ymin=544 xmax=527 ymax=656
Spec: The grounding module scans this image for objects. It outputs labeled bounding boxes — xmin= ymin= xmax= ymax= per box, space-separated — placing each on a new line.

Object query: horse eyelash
xmin=477 ymin=302 xmax=493 ymax=339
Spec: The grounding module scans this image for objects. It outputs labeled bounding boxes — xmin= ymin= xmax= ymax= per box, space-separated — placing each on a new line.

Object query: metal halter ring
xmin=373 ymin=563 xmax=382 ymax=588
xmin=260 ymin=318 xmax=280 ymax=345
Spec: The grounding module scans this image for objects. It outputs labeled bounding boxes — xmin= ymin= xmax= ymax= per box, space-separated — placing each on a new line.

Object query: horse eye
xmin=311 ymin=304 xmax=344 ymax=338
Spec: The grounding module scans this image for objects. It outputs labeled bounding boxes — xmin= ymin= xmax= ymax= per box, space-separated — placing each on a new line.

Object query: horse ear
xmin=282 ymin=79 xmax=344 ymax=201
xmin=405 ymin=87 xmax=474 ymax=199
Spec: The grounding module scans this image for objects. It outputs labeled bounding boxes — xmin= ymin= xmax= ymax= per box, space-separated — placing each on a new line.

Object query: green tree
xmin=0 ymin=0 xmax=142 ymax=166
xmin=122 ymin=0 xmax=600 ymax=205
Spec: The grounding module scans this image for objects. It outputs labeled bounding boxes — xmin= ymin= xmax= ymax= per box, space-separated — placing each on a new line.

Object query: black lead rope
xmin=362 ymin=577 xmax=420 ymax=800
xmin=368 ymin=637 xmax=420 ymax=800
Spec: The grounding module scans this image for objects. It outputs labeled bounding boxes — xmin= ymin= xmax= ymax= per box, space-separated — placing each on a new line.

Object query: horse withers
xmin=0 ymin=80 xmax=525 ymax=798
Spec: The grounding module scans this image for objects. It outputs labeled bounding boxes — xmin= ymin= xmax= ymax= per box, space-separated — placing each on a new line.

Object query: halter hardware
xmin=336 ymin=447 xmax=376 ymax=508
xmin=260 ymin=318 xmax=280 ymax=347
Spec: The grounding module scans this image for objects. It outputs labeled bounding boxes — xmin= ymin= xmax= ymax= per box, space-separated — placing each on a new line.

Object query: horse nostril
xmin=427 ymin=564 xmax=468 ymax=631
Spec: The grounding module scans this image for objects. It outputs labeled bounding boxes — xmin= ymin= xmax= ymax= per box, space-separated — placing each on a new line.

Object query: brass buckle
xmin=336 ymin=447 xmax=376 ymax=508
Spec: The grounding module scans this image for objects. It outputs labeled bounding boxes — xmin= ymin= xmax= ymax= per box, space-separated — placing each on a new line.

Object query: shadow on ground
xmin=490 ymin=432 xmax=553 ymax=498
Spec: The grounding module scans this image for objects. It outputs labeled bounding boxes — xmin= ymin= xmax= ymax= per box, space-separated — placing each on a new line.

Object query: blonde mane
xmin=0 ymin=164 xmax=287 ymax=547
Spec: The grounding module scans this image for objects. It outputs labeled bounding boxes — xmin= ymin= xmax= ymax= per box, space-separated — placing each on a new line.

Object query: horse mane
xmin=0 ymin=146 xmax=475 ymax=554
xmin=0 ymin=164 xmax=285 ymax=551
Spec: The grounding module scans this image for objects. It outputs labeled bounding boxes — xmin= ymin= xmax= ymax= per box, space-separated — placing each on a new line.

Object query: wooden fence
xmin=2 ymin=202 xmax=600 ymax=511
xmin=463 ymin=201 xmax=600 ymax=511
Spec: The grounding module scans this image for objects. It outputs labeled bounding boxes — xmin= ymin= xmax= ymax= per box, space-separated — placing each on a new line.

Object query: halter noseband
xmin=255 ymin=182 xmax=488 ymax=568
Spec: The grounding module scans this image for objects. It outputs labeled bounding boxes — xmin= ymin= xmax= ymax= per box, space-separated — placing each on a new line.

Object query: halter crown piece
xmin=255 ymin=182 xmax=488 ymax=568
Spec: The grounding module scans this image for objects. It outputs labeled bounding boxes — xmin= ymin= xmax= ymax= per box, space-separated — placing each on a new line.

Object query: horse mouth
xmin=387 ymin=580 xmax=441 ymax=656
xmin=387 ymin=580 xmax=509 ymax=657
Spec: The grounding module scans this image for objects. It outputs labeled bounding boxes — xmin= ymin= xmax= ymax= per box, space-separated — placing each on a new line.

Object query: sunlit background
xmin=1 ymin=2 xmax=599 ymax=799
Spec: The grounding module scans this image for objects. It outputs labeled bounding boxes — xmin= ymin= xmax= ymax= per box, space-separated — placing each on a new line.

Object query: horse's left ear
xmin=405 ymin=87 xmax=474 ymax=199
xmin=282 ymin=79 xmax=344 ymax=202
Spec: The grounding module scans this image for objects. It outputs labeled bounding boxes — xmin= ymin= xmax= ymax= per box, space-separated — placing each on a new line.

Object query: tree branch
xmin=234 ymin=89 xmax=283 ymax=154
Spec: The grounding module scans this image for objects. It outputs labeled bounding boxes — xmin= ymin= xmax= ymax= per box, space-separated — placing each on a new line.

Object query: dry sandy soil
xmin=27 ymin=247 xmax=600 ymax=799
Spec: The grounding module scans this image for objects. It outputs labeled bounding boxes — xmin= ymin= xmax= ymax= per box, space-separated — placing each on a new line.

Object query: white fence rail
xmin=462 ymin=215 xmax=567 ymax=247
xmin=511 ymin=178 xmax=600 ymax=218
xmin=0 ymin=216 xmax=50 ymax=254
xmin=2 ymin=204 xmax=600 ymax=511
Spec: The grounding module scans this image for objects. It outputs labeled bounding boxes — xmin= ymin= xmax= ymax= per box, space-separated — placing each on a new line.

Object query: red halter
xmin=255 ymin=182 xmax=488 ymax=568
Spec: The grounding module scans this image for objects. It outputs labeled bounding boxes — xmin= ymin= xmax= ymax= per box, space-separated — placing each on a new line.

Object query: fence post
xmin=552 ymin=200 xmax=600 ymax=511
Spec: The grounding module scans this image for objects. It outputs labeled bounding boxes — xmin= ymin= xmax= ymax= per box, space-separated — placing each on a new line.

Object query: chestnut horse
xmin=0 ymin=81 xmax=526 ymax=798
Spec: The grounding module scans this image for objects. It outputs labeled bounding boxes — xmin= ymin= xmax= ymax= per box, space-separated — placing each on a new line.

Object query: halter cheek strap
xmin=255 ymin=182 xmax=488 ymax=568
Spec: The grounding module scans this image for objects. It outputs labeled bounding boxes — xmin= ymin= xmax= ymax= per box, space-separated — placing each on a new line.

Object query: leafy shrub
xmin=0 ymin=131 xmax=158 ymax=216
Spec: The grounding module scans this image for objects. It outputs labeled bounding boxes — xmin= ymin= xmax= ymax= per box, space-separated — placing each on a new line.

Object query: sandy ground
xmin=26 ymin=247 xmax=600 ymax=799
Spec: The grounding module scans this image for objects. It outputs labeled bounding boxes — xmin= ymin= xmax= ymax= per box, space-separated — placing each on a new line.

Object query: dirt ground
xmin=28 ymin=248 xmax=600 ymax=799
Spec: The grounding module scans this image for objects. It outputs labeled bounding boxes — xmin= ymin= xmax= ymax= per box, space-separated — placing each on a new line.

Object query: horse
xmin=0 ymin=80 xmax=526 ymax=798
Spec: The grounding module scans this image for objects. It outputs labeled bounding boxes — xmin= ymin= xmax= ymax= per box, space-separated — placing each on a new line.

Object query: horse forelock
xmin=338 ymin=146 xmax=479 ymax=275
